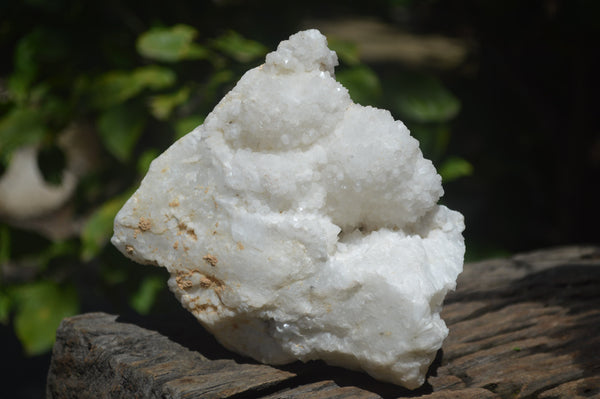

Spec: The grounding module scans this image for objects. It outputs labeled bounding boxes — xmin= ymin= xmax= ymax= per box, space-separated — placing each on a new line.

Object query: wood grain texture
xmin=435 ymin=246 xmax=600 ymax=398
xmin=46 ymin=246 xmax=600 ymax=398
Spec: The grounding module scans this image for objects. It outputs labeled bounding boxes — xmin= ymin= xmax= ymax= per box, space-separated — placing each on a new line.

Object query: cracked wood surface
xmin=46 ymin=246 xmax=600 ymax=398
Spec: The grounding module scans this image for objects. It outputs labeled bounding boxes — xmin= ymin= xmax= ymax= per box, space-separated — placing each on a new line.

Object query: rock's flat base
xmin=47 ymin=246 xmax=600 ymax=398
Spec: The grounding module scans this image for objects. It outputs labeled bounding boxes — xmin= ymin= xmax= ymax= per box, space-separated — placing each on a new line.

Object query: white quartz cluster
xmin=111 ymin=29 xmax=465 ymax=389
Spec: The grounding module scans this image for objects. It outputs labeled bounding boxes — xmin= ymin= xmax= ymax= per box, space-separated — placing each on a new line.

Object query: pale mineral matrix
xmin=112 ymin=29 xmax=465 ymax=389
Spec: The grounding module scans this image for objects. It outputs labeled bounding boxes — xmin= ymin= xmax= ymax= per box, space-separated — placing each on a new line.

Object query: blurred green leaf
xmin=392 ymin=74 xmax=460 ymax=123
xmin=36 ymin=240 xmax=78 ymax=270
xmin=150 ymin=86 xmax=190 ymax=120
xmin=465 ymin=244 xmax=511 ymax=263
xmin=0 ymin=107 xmax=47 ymax=164
xmin=100 ymin=265 xmax=128 ymax=285
xmin=91 ymin=66 xmax=176 ymax=108
xmin=129 ymin=275 xmax=165 ymax=315
xmin=174 ymin=115 xmax=204 ymax=140
xmin=0 ymin=224 xmax=10 ymax=265
xmin=137 ymin=24 xmax=209 ymax=62
xmin=0 ymin=291 xmax=10 ymax=325
xmin=35 ymin=90 xmax=70 ymax=124
xmin=336 ymin=65 xmax=381 ymax=106
xmin=199 ymin=69 xmax=235 ymax=106
xmin=212 ymin=31 xmax=267 ymax=63
xmin=8 ymin=31 xmax=40 ymax=102
xmin=91 ymin=71 xmax=141 ymax=108
xmin=328 ymin=39 xmax=361 ymax=66
xmin=12 ymin=281 xmax=79 ymax=355
xmin=439 ymin=156 xmax=473 ymax=182
xmin=136 ymin=148 xmax=159 ymax=175
xmin=132 ymin=65 xmax=177 ymax=90
xmin=9 ymin=27 xmax=68 ymax=104
xmin=81 ymin=192 xmax=131 ymax=261
xmin=410 ymin=124 xmax=450 ymax=162
xmin=97 ymin=103 xmax=146 ymax=162
xmin=205 ymin=69 xmax=234 ymax=95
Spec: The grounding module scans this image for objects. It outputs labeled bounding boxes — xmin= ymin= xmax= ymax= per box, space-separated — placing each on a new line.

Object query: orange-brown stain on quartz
xmin=175 ymin=274 xmax=193 ymax=290
xmin=138 ymin=217 xmax=152 ymax=231
xmin=203 ymin=254 xmax=218 ymax=267
xmin=192 ymin=303 xmax=218 ymax=313
xmin=198 ymin=274 xmax=224 ymax=290
xmin=175 ymin=270 xmax=225 ymax=293
xmin=177 ymin=222 xmax=197 ymax=241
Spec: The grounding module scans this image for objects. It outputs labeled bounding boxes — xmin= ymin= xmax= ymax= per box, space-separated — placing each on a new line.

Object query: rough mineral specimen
xmin=111 ymin=29 xmax=465 ymax=389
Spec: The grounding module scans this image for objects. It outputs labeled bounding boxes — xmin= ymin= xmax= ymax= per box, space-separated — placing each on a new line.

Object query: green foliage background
xmin=1 ymin=1 xmax=599 ymax=395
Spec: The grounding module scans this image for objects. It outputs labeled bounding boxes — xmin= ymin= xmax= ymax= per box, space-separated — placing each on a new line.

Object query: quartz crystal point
xmin=112 ymin=29 xmax=465 ymax=389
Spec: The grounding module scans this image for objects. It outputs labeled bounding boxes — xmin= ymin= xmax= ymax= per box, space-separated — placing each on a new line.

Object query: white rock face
xmin=111 ymin=29 xmax=465 ymax=389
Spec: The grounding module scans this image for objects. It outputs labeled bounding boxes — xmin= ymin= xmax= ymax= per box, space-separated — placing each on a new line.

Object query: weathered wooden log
xmin=46 ymin=246 xmax=600 ymax=398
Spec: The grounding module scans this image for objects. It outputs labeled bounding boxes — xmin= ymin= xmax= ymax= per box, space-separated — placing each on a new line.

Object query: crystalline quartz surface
xmin=111 ymin=29 xmax=465 ymax=389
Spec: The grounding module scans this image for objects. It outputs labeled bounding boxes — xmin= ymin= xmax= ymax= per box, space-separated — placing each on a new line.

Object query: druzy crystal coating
xmin=112 ymin=30 xmax=465 ymax=389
